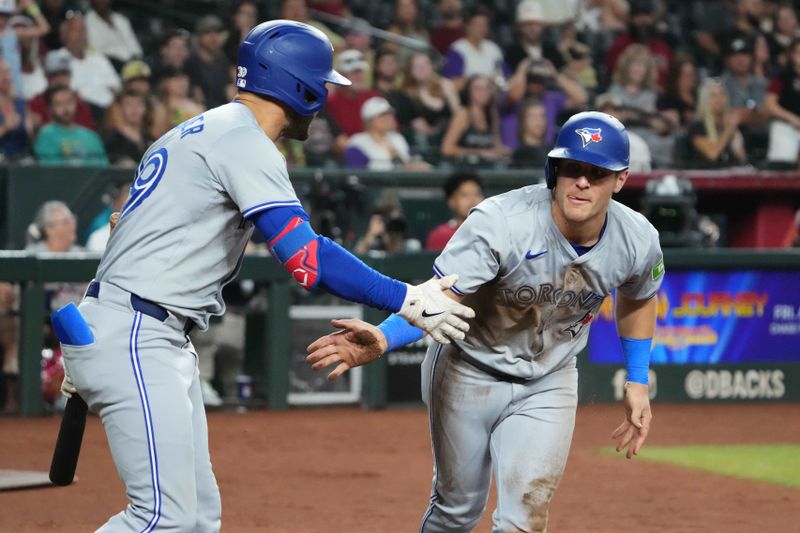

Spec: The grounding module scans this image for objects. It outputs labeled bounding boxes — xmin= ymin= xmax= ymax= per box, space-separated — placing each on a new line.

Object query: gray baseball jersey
xmin=96 ymin=102 xmax=300 ymax=329
xmin=433 ymin=184 xmax=664 ymax=380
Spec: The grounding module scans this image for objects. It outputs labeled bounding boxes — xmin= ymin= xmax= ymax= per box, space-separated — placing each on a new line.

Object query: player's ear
xmin=613 ymin=170 xmax=629 ymax=194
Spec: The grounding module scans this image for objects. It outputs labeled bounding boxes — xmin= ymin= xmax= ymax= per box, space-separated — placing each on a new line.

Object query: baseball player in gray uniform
xmin=307 ymin=111 xmax=664 ymax=532
xmin=57 ymin=20 xmax=474 ymax=532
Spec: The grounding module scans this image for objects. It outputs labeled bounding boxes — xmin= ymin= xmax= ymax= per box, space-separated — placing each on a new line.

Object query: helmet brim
xmin=324 ymin=69 xmax=352 ymax=87
xmin=547 ymin=147 xmax=628 ymax=172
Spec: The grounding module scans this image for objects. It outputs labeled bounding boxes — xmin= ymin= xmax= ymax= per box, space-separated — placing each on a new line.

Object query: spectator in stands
xmin=719 ymin=32 xmax=770 ymax=162
xmin=430 ymin=0 xmax=464 ymax=56
xmin=765 ymin=37 xmax=800 ymax=168
xmin=341 ymin=18 xmax=374 ymax=87
xmin=658 ymin=55 xmax=699 ymax=129
xmin=86 ymin=180 xmax=128 ymax=251
xmin=576 ymin=0 xmax=628 ymax=56
xmin=505 ymin=0 xmax=560 ymax=72
xmin=41 ymin=0 xmax=76 ymax=51
xmin=0 ymin=0 xmax=22 ymax=98
xmin=607 ymin=44 xmax=658 ymax=114
xmin=13 ymin=0 xmax=50 ymax=43
xmin=185 ymin=15 xmax=233 ymax=110
xmin=393 ymin=51 xmax=460 ymax=157
xmin=343 ymin=96 xmax=428 ymax=170
xmin=281 ymin=0 xmax=344 ymax=51
xmin=606 ymin=0 xmax=672 ymax=90
xmin=158 ymin=66 xmax=204 ymax=129
xmin=425 ymin=170 xmax=484 ymax=251
xmin=373 ymin=48 xmax=401 ymax=96
xmin=103 ymin=88 xmax=151 ymax=166
xmin=595 ymin=92 xmax=653 ymax=172
xmin=326 ymin=49 xmax=380 ymax=136
xmin=26 ymin=200 xmax=86 ymax=407
xmin=691 ymin=0 xmax=738 ymax=71
xmin=386 ymin=0 xmax=430 ymax=64
xmin=441 ymin=6 xmax=509 ymax=92
xmin=109 ymin=59 xmax=167 ymax=138
xmin=0 ymin=58 xmax=30 ymax=159
xmin=606 ymin=44 xmax=674 ymax=166
xmin=148 ymin=29 xmax=190 ymax=87
xmin=12 ymin=14 xmax=46 ymax=101
xmin=223 ymin=0 xmax=258 ymax=65
xmin=767 ymin=3 xmax=800 ymax=70
xmin=33 ymin=84 xmax=108 ymax=165
xmin=27 ymin=48 xmax=95 ymax=132
xmin=511 ymin=99 xmax=549 ymax=169
xmin=304 ymin=110 xmax=347 ymax=168
xmin=504 ymin=57 xmax=588 ymax=147
xmin=354 ymin=194 xmax=421 ymax=256
xmin=556 ymin=23 xmax=598 ymax=94
xmin=687 ymin=78 xmax=748 ymax=168
xmin=59 ymin=13 xmax=121 ymax=122
xmin=441 ymin=74 xmax=509 ymax=166
xmin=85 ymin=0 xmax=142 ymax=71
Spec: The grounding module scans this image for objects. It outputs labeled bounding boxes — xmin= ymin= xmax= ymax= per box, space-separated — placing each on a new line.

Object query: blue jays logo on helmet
xmin=575 ymin=127 xmax=603 ymax=147
xmin=545 ymin=112 xmax=630 ymax=188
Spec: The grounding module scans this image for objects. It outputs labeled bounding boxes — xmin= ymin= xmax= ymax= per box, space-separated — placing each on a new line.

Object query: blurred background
xmin=0 ymin=0 xmax=799 ymax=416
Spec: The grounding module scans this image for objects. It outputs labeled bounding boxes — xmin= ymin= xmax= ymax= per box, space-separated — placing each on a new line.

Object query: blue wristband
xmin=620 ymin=337 xmax=652 ymax=385
xmin=377 ymin=314 xmax=425 ymax=352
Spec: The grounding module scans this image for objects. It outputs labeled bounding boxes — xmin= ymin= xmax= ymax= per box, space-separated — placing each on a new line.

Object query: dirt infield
xmin=1 ymin=403 xmax=798 ymax=532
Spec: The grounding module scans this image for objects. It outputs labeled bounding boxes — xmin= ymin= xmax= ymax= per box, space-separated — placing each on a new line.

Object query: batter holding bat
xmin=53 ymin=20 xmax=473 ymax=532
xmin=307 ymin=111 xmax=665 ymax=532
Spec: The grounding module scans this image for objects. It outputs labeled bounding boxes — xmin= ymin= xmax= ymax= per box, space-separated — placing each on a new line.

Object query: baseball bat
xmin=49 ymin=393 xmax=88 ymax=486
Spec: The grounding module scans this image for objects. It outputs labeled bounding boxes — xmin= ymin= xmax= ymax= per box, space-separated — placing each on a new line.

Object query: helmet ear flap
xmin=545 ymin=158 xmax=557 ymax=189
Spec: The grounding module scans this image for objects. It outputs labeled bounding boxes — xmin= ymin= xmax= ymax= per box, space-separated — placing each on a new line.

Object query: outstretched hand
xmin=398 ymin=275 xmax=475 ymax=345
xmin=306 ymin=319 xmax=388 ymax=380
xmin=611 ymin=382 xmax=652 ymax=459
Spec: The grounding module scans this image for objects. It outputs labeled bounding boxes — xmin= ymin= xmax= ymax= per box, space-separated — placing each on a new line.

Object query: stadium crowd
xmin=0 ymin=0 xmax=796 ymax=171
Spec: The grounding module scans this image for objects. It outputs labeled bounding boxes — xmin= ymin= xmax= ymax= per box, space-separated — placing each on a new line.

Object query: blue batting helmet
xmin=545 ymin=111 xmax=630 ymax=188
xmin=236 ymin=20 xmax=351 ymax=116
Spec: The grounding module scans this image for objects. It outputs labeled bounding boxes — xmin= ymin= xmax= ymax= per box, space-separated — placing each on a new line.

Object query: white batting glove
xmin=397 ymin=275 xmax=475 ymax=344
xmin=61 ymin=371 xmax=77 ymax=399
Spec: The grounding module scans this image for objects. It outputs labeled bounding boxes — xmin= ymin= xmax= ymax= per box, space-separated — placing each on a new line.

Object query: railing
xmin=3 ymin=249 xmax=800 ymax=416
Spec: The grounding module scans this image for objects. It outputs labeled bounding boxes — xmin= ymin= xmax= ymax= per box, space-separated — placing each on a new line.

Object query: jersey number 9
xmin=120 ymin=148 xmax=169 ymax=219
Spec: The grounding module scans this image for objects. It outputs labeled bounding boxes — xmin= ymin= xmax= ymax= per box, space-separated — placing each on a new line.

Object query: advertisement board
xmin=589 ymin=270 xmax=800 ymax=364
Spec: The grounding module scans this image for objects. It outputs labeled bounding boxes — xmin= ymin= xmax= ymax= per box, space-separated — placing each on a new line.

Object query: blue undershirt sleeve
xmin=252 ymin=207 xmax=407 ymax=312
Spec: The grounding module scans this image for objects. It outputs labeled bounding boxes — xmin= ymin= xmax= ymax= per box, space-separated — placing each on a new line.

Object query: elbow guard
xmin=269 ymin=216 xmax=320 ymax=289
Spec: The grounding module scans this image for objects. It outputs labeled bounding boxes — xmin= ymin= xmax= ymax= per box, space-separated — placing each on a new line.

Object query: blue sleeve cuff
xmin=377 ymin=314 xmax=425 ymax=352
xmin=620 ymin=337 xmax=652 ymax=385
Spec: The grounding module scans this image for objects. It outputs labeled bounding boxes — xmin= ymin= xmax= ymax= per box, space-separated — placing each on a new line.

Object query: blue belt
xmin=86 ymin=281 xmax=195 ymax=335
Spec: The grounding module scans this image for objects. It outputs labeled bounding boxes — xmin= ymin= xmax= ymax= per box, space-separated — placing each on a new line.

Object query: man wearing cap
xmin=28 ymin=49 xmax=96 ymax=132
xmin=58 ymin=14 xmax=121 ymax=122
xmin=85 ymin=0 xmax=142 ymax=71
xmin=107 ymin=59 xmax=167 ymax=138
xmin=184 ymin=15 xmax=234 ymax=110
xmin=343 ymin=95 xmax=428 ymax=170
xmin=720 ymin=32 xmax=768 ymax=129
xmin=505 ymin=0 xmax=561 ymax=72
xmin=325 ymin=49 xmax=381 ymax=136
